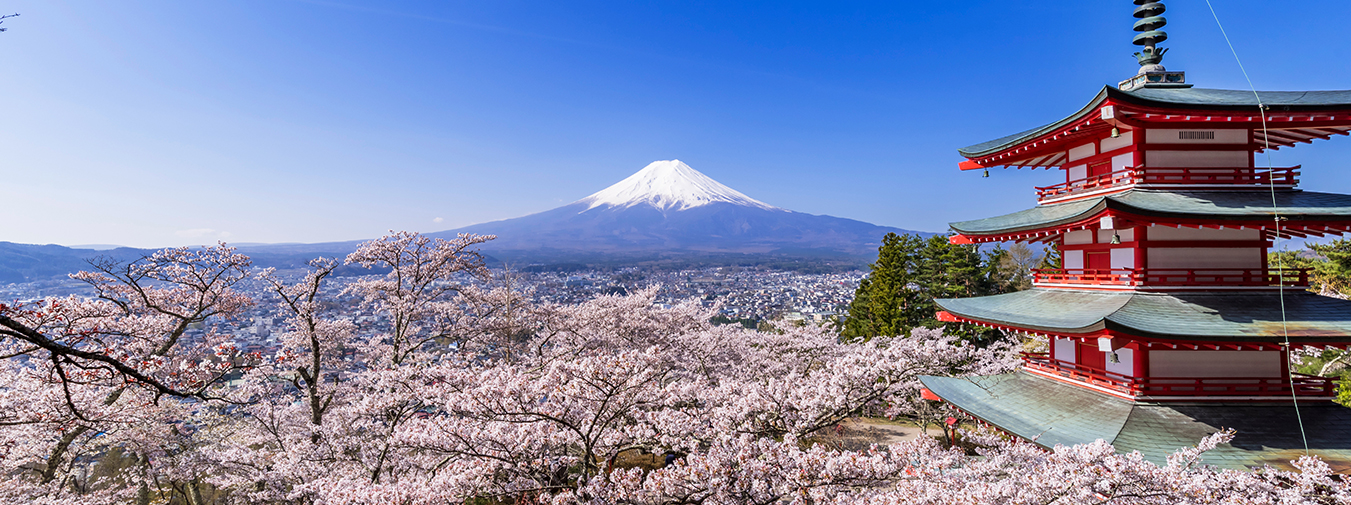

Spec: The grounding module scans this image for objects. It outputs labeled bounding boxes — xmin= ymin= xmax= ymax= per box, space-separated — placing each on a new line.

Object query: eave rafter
xmin=1122 ymin=103 xmax=1351 ymax=151
xmin=1253 ymin=127 xmax=1351 ymax=150
xmin=968 ymin=117 xmax=1109 ymax=169
xmin=958 ymin=86 xmax=1351 ymax=171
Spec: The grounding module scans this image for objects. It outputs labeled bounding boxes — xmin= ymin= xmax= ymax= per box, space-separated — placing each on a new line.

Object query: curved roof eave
xmin=949 ymin=190 xmax=1351 ymax=237
xmin=937 ymin=289 xmax=1351 ymax=344
xmin=1111 ymin=87 xmax=1351 ymax=112
xmin=957 ymin=86 xmax=1112 ymax=158
xmin=949 ymin=197 xmax=1106 ymax=236
xmin=957 ymin=86 xmax=1351 ymax=159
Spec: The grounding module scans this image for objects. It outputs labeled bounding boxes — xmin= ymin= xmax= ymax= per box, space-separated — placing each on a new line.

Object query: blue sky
xmin=3 ymin=1 xmax=1350 ymax=248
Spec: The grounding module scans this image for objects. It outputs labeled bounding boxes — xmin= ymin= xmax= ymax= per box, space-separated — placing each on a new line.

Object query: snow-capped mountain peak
xmin=578 ymin=160 xmax=780 ymax=212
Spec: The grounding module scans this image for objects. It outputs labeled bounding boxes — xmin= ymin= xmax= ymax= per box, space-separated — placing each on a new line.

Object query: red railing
xmin=1140 ymin=166 xmax=1300 ymax=186
xmin=1036 ymin=169 xmax=1141 ymax=201
xmin=1021 ymin=352 xmax=1135 ymax=391
xmin=1035 ymin=166 xmax=1300 ymax=202
xmin=1030 ymin=268 xmax=1310 ymax=288
xmin=1020 ymin=352 xmax=1337 ymax=398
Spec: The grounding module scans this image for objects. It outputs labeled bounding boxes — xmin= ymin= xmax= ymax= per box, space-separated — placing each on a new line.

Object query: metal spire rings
xmin=1132 ymin=0 xmax=1168 ymax=69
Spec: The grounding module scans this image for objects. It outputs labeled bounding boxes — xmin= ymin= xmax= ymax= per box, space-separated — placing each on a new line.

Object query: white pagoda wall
xmin=1100 ymin=130 xmax=1134 ymax=152
xmin=1145 ymin=226 xmax=1263 ymax=270
xmin=1063 ymin=230 xmax=1089 ymax=270
xmin=1068 ymin=143 xmax=1096 ymax=162
xmin=1143 ymin=128 xmax=1251 ymax=169
xmin=1053 ymin=337 xmax=1077 ymax=365
xmin=1148 ymin=350 xmax=1282 ymax=378
xmin=1064 ymin=250 xmax=1083 ymax=270
xmin=1105 ymin=347 xmax=1134 ymax=377
xmin=1145 ymin=150 xmax=1250 ymax=168
xmin=1146 ymin=226 xmax=1260 ymax=241
xmin=1148 ymin=248 xmax=1261 ymax=269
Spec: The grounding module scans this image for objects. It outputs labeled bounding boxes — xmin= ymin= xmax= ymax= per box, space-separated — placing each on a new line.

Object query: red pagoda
xmin=919 ymin=1 xmax=1351 ymax=470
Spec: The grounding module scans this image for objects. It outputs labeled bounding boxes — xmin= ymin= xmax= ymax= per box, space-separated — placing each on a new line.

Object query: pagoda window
xmin=1145 ymin=128 xmax=1248 ymax=145
xmin=1148 ymin=350 xmax=1281 ymax=378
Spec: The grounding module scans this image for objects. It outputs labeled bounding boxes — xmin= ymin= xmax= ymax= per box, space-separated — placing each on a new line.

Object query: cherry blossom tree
xmin=2 ymin=233 xmax=1349 ymax=505
xmin=0 ymin=244 xmax=259 ymax=504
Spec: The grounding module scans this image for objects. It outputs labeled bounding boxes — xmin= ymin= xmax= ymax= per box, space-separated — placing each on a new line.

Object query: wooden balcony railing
xmin=1141 ymin=166 xmax=1300 ymax=186
xmin=1035 ymin=166 xmax=1300 ymax=202
xmin=1030 ymin=268 xmax=1310 ymax=288
xmin=1020 ymin=352 xmax=1337 ymax=398
xmin=1021 ymin=352 xmax=1135 ymax=391
xmin=1036 ymin=169 xmax=1139 ymax=201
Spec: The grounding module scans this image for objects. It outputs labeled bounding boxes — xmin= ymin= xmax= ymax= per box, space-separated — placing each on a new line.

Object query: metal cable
xmin=1203 ymin=0 xmax=1309 ymax=455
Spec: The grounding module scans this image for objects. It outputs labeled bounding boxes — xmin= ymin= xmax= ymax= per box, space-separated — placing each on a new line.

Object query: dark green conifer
xmin=840 ymin=233 xmax=1022 ymax=342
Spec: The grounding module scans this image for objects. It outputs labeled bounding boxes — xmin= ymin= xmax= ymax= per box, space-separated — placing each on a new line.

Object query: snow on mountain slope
xmin=578 ymin=160 xmax=780 ymax=212
xmin=427 ymin=158 xmax=927 ymax=258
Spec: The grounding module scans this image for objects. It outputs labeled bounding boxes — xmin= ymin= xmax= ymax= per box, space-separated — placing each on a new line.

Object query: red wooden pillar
xmin=1130 ymin=341 xmax=1146 ymax=378
xmin=1134 ymin=341 xmax=1150 ymax=391
xmin=1132 ymin=125 xmax=1146 ymax=170
xmin=1135 ymin=225 xmax=1148 ymax=275
xmin=1249 ymin=136 xmax=1256 ymax=169
xmin=1280 ymin=345 xmax=1291 ymax=380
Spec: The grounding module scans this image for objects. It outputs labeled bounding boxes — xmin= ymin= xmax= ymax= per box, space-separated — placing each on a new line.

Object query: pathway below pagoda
xmin=810 ymin=418 xmax=947 ymax=451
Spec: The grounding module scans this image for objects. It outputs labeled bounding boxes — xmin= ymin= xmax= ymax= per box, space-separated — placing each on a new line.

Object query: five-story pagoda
xmin=919 ymin=0 xmax=1351 ymax=471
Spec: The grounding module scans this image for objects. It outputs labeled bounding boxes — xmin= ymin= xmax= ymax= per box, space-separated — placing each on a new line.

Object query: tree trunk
xmin=187 ymin=479 xmax=206 ymax=505
xmin=41 ymin=425 xmax=89 ymax=484
xmin=135 ymin=454 xmax=152 ymax=505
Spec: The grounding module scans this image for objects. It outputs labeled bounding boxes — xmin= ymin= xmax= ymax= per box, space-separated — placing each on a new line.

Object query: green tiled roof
xmin=920 ymin=372 xmax=1351 ymax=471
xmin=935 ymin=288 xmax=1351 ymax=343
xmin=950 ymin=189 xmax=1351 ymax=236
xmin=1121 ymin=88 xmax=1351 ymax=111
xmin=959 ymin=86 xmax=1351 ymax=158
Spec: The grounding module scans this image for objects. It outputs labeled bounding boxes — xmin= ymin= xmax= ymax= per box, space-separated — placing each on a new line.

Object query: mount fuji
xmin=0 ymin=161 xmax=923 ymax=282
xmin=431 ymin=160 xmax=922 ymax=262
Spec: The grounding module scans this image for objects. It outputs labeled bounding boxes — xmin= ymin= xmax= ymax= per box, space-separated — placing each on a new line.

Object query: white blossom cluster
xmin=0 ymin=232 xmax=1347 ymax=504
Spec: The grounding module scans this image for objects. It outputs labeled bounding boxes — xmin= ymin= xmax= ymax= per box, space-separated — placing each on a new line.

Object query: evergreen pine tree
xmin=841 ymin=233 xmax=1018 ymax=342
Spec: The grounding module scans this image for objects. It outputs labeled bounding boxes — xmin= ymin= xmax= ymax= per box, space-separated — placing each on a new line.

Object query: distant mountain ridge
xmin=1 ymin=160 xmax=928 ymax=282
xmin=0 ymin=243 xmax=143 ymax=284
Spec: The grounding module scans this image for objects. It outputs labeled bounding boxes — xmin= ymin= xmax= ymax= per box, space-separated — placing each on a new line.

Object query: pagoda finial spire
xmin=1132 ymin=0 xmax=1168 ymax=72
xmin=1119 ymin=0 xmax=1188 ymax=90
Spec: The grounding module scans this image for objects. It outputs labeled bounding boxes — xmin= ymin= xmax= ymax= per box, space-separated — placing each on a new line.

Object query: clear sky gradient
xmin=3 ymin=1 xmax=1350 ymax=248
